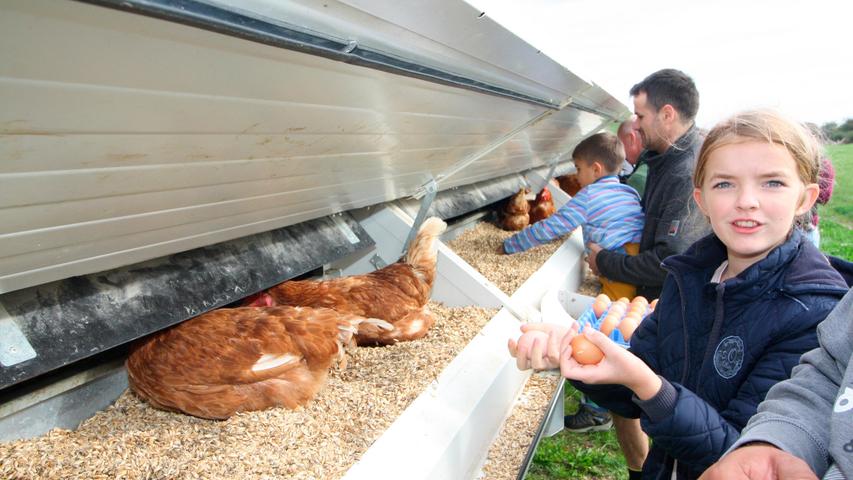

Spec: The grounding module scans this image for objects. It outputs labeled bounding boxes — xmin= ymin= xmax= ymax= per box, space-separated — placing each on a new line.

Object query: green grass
xmin=821 ymin=144 xmax=853 ymax=260
xmin=525 ymin=386 xmax=627 ymax=480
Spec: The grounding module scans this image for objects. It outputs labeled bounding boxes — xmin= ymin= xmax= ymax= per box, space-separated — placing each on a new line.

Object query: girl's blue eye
xmin=765 ymin=180 xmax=785 ymax=188
xmin=712 ymin=181 xmax=732 ymax=189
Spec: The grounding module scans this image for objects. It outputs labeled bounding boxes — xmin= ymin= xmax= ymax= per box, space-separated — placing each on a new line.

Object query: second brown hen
xmin=528 ymin=187 xmax=556 ymax=224
xmin=243 ymin=217 xmax=447 ymax=346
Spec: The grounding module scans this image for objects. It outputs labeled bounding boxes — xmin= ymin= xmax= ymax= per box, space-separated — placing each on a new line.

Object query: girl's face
xmin=693 ymin=140 xmax=819 ymax=268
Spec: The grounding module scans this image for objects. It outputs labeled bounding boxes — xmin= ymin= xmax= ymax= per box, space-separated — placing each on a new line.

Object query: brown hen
xmin=556 ymin=174 xmax=582 ymax=196
xmin=498 ymin=188 xmax=530 ymax=231
xmin=528 ymin=187 xmax=556 ymax=224
xmin=243 ymin=217 xmax=447 ymax=346
xmin=126 ymin=306 xmax=391 ymax=419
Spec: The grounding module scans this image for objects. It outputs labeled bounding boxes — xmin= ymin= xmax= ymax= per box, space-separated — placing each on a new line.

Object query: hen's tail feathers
xmin=404 ymin=217 xmax=447 ymax=284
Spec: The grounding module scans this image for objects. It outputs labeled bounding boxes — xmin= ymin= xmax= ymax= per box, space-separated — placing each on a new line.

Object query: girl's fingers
xmin=546 ymin=330 xmax=562 ymax=366
xmin=559 ymin=327 xmax=575 ymax=356
xmin=520 ymin=323 xmax=551 ymax=333
xmin=507 ymin=338 xmax=518 ymax=357
xmin=530 ymin=336 xmax=546 ymax=370
xmin=583 ymin=328 xmax=620 ymax=354
xmin=559 ymin=342 xmax=580 ymax=377
xmin=516 ymin=349 xmax=530 ymax=371
xmin=570 ymin=320 xmax=580 ymax=335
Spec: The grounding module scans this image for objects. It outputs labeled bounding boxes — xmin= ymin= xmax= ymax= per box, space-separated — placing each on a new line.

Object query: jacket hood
xmin=828 ymin=255 xmax=853 ymax=288
xmin=663 ymin=230 xmax=849 ymax=298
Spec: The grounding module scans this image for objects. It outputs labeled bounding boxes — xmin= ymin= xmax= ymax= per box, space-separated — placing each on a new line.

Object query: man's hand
xmin=699 ymin=444 xmax=818 ymax=480
xmin=586 ymin=243 xmax=602 ymax=275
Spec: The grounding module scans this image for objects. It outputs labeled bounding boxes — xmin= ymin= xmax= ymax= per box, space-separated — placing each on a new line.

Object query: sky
xmin=467 ymin=0 xmax=853 ymax=129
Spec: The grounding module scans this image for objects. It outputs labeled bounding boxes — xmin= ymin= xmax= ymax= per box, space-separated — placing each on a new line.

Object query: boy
xmin=504 ymin=131 xmax=644 ymax=300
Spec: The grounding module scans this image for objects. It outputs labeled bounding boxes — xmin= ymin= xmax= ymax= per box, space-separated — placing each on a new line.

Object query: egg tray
xmin=575 ymin=303 xmax=651 ymax=347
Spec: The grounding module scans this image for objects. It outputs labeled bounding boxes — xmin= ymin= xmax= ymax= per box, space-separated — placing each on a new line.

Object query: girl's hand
xmin=559 ymin=328 xmax=662 ymax=400
xmin=508 ymin=322 xmax=577 ymax=371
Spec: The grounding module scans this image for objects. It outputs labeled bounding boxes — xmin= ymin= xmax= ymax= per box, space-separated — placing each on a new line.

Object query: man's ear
xmin=796 ymin=183 xmax=820 ymax=216
xmin=693 ymin=188 xmax=708 ymax=216
xmin=660 ymin=104 xmax=677 ymax=125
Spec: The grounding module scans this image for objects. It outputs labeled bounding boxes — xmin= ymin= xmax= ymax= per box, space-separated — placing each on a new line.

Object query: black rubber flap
xmin=0 ymin=213 xmax=373 ymax=390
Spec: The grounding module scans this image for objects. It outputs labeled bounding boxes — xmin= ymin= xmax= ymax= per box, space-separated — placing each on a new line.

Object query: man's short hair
xmin=572 ymin=132 xmax=625 ymax=173
xmin=630 ymin=69 xmax=699 ymax=123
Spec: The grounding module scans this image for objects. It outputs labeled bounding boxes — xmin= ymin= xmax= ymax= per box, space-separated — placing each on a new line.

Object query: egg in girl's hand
xmin=599 ymin=311 xmax=622 ymax=336
xmin=616 ymin=297 xmax=631 ymax=305
xmin=592 ymin=294 xmax=611 ymax=317
xmin=571 ymin=334 xmax=605 ymax=365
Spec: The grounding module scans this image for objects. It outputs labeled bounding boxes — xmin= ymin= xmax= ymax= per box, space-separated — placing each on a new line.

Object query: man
xmin=587 ymin=68 xmax=709 ymax=300
xmin=617 ymin=116 xmax=648 ymax=196
xmin=576 ymin=69 xmax=709 ymax=480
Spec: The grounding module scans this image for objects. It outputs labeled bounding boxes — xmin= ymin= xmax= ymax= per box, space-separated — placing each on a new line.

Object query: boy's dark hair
xmin=572 ymin=132 xmax=625 ymax=173
xmin=630 ymin=68 xmax=699 ymax=123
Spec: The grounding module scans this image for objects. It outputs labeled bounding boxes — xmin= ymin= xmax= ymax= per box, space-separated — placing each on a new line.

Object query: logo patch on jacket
xmin=668 ymin=220 xmax=680 ymax=236
xmin=835 ymin=387 xmax=853 ymax=413
xmin=714 ymin=336 xmax=745 ymax=379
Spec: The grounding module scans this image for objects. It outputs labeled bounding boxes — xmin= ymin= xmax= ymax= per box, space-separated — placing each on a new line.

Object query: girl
xmin=510 ymin=110 xmax=849 ymax=480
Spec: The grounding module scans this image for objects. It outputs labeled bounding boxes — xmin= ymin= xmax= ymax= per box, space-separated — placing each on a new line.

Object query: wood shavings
xmin=479 ymin=373 xmax=560 ymax=479
xmin=0 ymin=302 xmax=496 ymax=480
xmin=446 ymin=222 xmax=564 ymax=294
xmin=576 ymin=266 xmax=602 ymax=296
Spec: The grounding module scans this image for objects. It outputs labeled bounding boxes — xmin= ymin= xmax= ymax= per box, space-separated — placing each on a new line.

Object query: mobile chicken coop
xmin=0 ymin=0 xmax=629 ymax=477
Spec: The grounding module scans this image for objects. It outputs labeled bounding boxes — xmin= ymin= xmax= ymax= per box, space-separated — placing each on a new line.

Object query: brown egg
xmin=571 ymin=335 xmax=605 ymax=365
xmin=616 ymin=297 xmax=631 ymax=305
xmin=599 ymin=312 xmax=622 ymax=336
xmin=649 ymin=299 xmax=659 ymax=311
xmin=630 ymin=296 xmax=649 ymax=308
xmin=608 ymin=302 xmax=627 ymax=316
xmin=628 ymin=303 xmax=647 ymax=317
xmin=592 ymin=294 xmax=612 ymax=317
xmin=618 ymin=315 xmax=640 ymax=341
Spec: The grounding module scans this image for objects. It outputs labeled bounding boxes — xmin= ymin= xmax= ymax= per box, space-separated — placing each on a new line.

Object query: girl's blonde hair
xmin=693 ymin=110 xmax=821 ymax=188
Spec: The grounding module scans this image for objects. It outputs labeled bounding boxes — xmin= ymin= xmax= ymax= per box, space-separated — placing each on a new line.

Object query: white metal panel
xmin=0 ymin=0 xmax=627 ymax=293
xmin=210 ymin=0 xmax=591 ymax=107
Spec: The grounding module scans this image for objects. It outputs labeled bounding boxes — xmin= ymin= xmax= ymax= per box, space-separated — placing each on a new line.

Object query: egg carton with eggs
xmin=577 ymin=294 xmax=658 ymax=346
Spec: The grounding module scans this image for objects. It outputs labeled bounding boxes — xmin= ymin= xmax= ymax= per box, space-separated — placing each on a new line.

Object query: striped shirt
xmin=504 ymin=176 xmax=644 ymax=254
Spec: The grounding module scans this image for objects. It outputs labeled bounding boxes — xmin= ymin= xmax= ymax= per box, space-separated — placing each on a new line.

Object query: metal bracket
xmin=402 ymin=178 xmax=438 ymax=258
xmin=0 ymin=304 xmax=37 ymax=367
xmin=369 ymin=254 xmax=387 ymax=270
xmin=529 ymin=154 xmax=561 ymax=193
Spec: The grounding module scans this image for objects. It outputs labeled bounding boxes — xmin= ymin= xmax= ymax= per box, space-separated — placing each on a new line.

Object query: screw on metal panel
xmin=369 ymin=254 xmax=387 ymax=270
xmin=0 ymin=312 xmax=38 ymax=367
